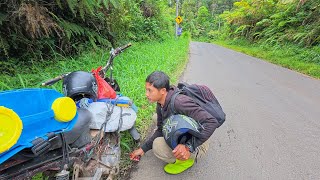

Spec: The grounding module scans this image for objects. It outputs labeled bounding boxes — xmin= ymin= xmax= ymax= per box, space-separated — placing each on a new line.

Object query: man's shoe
xmin=164 ymin=159 xmax=195 ymax=174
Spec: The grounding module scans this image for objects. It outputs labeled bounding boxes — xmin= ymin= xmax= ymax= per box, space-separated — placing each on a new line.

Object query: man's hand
xmin=172 ymin=144 xmax=191 ymax=161
xmin=130 ymin=148 xmax=144 ymax=162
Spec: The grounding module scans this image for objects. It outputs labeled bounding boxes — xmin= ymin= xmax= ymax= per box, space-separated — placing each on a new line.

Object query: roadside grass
xmin=0 ymin=36 xmax=190 ymax=179
xmin=212 ymin=39 xmax=320 ymax=79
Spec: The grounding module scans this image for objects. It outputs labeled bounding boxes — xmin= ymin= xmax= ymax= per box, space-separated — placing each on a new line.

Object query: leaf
xmin=88 ymin=35 xmax=98 ymax=49
xmin=17 ymin=74 xmax=26 ymax=88
xmin=66 ymin=0 xmax=77 ymax=15
xmin=0 ymin=12 xmax=7 ymax=25
xmin=256 ymin=19 xmax=271 ymax=27
xmin=120 ymin=141 xmax=131 ymax=151
xmin=0 ymin=81 xmax=11 ymax=90
xmin=109 ymin=0 xmax=120 ymax=8
xmin=278 ymin=21 xmax=288 ymax=27
xmin=293 ymin=32 xmax=307 ymax=42
xmin=55 ymin=0 xmax=63 ymax=9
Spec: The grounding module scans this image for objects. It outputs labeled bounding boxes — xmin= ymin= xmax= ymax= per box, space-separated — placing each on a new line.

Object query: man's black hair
xmin=146 ymin=71 xmax=170 ymax=91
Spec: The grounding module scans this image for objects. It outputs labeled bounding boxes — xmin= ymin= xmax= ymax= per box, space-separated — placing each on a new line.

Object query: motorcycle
xmin=0 ymin=43 xmax=140 ymax=180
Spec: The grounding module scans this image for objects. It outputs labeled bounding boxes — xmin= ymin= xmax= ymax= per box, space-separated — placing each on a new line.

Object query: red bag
xmin=92 ymin=67 xmax=116 ymax=99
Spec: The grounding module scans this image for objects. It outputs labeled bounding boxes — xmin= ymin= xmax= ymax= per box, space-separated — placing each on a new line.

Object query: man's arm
xmin=140 ymin=104 xmax=163 ymax=153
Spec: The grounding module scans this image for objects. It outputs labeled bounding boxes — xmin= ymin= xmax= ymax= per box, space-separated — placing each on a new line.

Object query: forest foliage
xmin=180 ymin=0 xmax=319 ymax=48
xmin=0 ymin=0 xmax=173 ymax=74
xmin=0 ymin=0 xmax=319 ymax=75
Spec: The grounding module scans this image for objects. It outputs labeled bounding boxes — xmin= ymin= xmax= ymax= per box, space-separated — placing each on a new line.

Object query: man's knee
xmin=152 ymin=137 xmax=175 ymax=163
xmin=194 ymin=140 xmax=209 ymax=159
xmin=152 ymin=137 xmax=168 ymax=155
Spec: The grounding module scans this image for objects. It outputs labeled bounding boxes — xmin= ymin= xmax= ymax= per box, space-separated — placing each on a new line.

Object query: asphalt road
xmin=129 ymin=42 xmax=320 ymax=180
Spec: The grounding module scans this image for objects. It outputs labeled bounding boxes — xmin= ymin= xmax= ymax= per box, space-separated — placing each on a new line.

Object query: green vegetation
xmin=2 ymin=0 xmax=318 ymax=78
xmin=213 ymin=39 xmax=320 ymax=78
xmin=180 ymin=0 xmax=319 ymax=48
xmin=0 ymin=0 xmax=174 ymax=74
xmin=218 ymin=0 xmax=319 ymax=47
xmin=179 ymin=0 xmax=319 ymax=78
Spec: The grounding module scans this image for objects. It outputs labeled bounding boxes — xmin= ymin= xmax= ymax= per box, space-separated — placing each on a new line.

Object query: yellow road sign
xmin=175 ymin=16 xmax=182 ymax=24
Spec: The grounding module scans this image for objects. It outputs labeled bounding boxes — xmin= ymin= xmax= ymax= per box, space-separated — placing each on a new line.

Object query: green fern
xmin=277 ymin=20 xmax=289 ymax=28
xmin=293 ymin=32 xmax=307 ymax=43
xmin=303 ymin=28 xmax=320 ymax=46
xmin=0 ymin=12 xmax=7 ymax=25
xmin=59 ymin=20 xmax=85 ymax=39
xmin=55 ymin=0 xmax=63 ymax=9
xmin=234 ymin=24 xmax=251 ymax=36
xmin=0 ymin=35 xmax=9 ymax=57
xmin=59 ymin=20 xmax=110 ymax=48
xmin=78 ymin=0 xmax=98 ymax=20
xmin=67 ymin=0 xmax=121 ymax=20
xmin=256 ymin=19 xmax=271 ymax=27
xmin=99 ymin=0 xmax=120 ymax=9
xmin=65 ymin=0 xmax=78 ymax=15
xmin=88 ymin=34 xmax=98 ymax=49
xmin=252 ymin=32 xmax=262 ymax=40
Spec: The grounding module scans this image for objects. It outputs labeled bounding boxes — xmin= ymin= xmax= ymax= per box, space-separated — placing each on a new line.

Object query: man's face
xmin=145 ymin=82 xmax=166 ymax=103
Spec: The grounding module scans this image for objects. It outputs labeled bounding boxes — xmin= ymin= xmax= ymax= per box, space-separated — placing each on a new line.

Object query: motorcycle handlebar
xmin=121 ymin=43 xmax=132 ymax=50
xmin=113 ymin=43 xmax=132 ymax=55
xmin=101 ymin=43 xmax=132 ymax=74
xmin=41 ymin=74 xmax=68 ymax=86
xmin=42 ymin=43 xmax=131 ymax=86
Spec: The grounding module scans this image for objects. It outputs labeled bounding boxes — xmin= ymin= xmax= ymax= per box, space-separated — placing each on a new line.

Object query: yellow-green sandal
xmin=164 ymin=159 xmax=194 ymax=174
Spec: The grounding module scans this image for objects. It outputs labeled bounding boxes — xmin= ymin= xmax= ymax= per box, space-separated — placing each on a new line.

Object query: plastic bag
xmin=87 ymin=102 xmax=137 ymax=132
xmin=91 ymin=67 xmax=116 ymax=99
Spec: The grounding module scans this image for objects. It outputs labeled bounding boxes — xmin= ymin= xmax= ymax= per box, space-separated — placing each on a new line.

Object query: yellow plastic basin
xmin=0 ymin=106 xmax=23 ymax=153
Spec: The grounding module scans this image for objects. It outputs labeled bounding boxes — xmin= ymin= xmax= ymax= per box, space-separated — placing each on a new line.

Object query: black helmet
xmin=62 ymin=71 xmax=98 ymax=101
xmin=162 ymin=114 xmax=202 ymax=151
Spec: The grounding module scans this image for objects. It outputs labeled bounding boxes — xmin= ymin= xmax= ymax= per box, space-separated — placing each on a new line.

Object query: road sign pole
xmin=175 ymin=0 xmax=179 ymax=37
